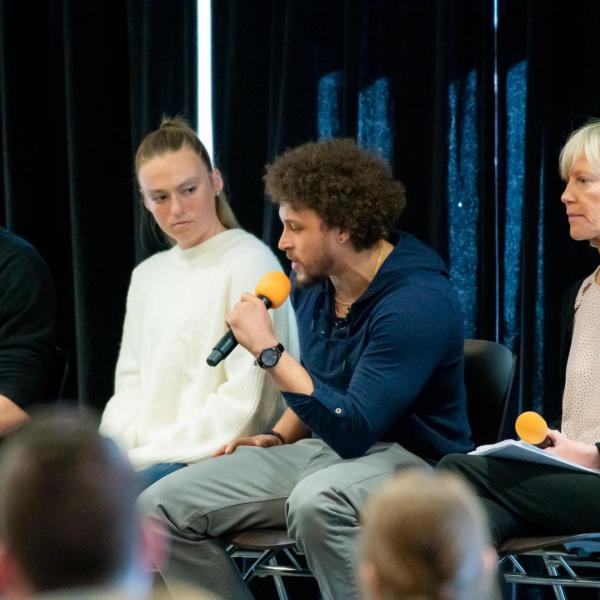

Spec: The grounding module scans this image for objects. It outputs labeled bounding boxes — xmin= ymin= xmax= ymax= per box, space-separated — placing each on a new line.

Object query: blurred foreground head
xmin=0 ymin=410 xmax=148 ymax=599
xmin=360 ymin=469 xmax=499 ymax=600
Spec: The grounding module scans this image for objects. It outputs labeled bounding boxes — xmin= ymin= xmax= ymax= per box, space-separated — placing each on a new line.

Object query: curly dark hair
xmin=264 ymin=138 xmax=406 ymax=250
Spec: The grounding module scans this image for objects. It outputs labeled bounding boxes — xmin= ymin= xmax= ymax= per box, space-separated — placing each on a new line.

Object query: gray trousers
xmin=139 ymin=438 xmax=428 ymax=600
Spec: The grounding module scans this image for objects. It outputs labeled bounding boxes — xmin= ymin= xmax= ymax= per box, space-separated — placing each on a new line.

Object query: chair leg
xmin=283 ymin=547 xmax=305 ymax=572
xmin=241 ymin=549 xmax=278 ymax=582
xmin=543 ymin=558 xmax=568 ymax=600
xmin=268 ymin=556 xmax=290 ymax=600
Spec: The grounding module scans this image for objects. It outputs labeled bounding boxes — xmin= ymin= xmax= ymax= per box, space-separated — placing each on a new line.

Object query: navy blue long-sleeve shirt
xmin=283 ymin=232 xmax=472 ymax=461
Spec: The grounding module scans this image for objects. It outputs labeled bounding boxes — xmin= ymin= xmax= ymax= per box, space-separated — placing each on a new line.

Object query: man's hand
xmin=226 ymin=293 xmax=278 ymax=357
xmin=545 ymin=429 xmax=600 ymax=469
xmin=212 ymin=433 xmax=283 ymax=457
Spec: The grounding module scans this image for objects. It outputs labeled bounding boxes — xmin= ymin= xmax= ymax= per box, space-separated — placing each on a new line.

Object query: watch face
xmin=260 ymin=348 xmax=279 ymax=368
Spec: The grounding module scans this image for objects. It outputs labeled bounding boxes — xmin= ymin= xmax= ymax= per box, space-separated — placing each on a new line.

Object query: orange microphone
xmin=515 ymin=411 xmax=551 ymax=448
xmin=254 ymin=271 xmax=292 ymax=309
xmin=206 ymin=272 xmax=291 ymax=367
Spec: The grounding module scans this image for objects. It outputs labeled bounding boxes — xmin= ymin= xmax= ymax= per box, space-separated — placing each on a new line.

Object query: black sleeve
xmin=0 ymin=242 xmax=56 ymax=409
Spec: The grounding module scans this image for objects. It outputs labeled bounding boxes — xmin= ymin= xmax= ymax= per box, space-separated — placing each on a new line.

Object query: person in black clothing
xmin=0 ymin=227 xmax=56 ymax=436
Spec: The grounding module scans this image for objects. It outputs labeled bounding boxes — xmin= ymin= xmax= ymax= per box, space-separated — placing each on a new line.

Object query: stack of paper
xmin=469 ymin=439 xmax=600 ymax=475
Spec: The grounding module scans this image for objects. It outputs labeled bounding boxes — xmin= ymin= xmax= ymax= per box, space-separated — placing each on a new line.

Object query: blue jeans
xmin=138 ymin=462 xmax=187 ymax=492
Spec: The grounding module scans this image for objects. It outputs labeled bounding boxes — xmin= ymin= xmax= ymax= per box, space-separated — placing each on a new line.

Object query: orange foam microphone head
xmin=515 ymin=411 xmax=548 ymax=445
xmin=255 ymin=271 xmax=291 ymax=309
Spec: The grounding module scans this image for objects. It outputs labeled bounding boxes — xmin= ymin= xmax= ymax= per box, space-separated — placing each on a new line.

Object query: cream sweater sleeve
xmin=99 ymin=270 xmax=145 ymax=450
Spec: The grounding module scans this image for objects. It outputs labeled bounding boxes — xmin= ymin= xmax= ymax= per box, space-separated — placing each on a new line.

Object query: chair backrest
xmin=463 ymin=338 xmax=516 ymax=447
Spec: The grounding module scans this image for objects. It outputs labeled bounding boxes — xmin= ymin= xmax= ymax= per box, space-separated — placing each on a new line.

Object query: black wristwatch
xmin=256 ymin=343 xmax=285 ymax=369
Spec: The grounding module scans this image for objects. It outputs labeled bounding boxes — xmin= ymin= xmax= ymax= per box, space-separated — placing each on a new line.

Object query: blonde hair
xmin=559 ymin=119 xmax=600 ymax=180
xmin=136 ymin=116 xmax=239 ymax=230
xmin=360 ymin=470 xmax=498 ymax=600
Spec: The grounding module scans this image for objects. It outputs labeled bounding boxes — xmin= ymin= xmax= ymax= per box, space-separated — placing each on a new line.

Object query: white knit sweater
xmin=100 ymin=229 xmax=298 ymax=469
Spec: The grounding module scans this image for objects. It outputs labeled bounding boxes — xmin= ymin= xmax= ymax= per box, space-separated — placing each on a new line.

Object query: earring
xmin=215 ymin=191 xmax=220 ymax=197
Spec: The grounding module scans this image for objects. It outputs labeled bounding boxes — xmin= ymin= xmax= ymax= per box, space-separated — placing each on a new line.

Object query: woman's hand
xmin=211 ymin=433 xmax=283 ymax=457
xmin=545 ymin=429 xmax=600 ymax=469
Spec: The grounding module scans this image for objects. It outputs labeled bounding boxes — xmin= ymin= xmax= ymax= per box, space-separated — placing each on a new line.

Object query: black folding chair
xmin=224 ymin=338 xmax=518 ymax=599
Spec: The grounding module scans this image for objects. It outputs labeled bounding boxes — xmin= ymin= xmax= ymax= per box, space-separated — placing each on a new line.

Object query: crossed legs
xmin=438 ymin=453 xmax=600 ymax=544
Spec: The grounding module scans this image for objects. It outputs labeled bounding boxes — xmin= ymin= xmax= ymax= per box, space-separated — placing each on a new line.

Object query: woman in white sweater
xmin=100 ymin=117 xmax=298 ymax=489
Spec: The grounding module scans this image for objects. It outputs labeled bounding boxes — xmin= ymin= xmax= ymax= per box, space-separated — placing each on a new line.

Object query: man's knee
xmin=138 ymin=467 xmax=214 ymax=540
xmin=287 ymin=477 xmax=357 ymax=546
xmin=138 ymin=469 xmax=183 ymax=524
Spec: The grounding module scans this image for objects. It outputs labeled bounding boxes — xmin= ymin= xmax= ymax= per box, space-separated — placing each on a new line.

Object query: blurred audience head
xmin=360 ymin=469 xmax=498 ymax=600
xmin=0 ymin=409 xmax=162 ymax=599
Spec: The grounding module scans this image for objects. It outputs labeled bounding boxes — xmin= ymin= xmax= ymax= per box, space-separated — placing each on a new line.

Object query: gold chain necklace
xmin=334 ymin=241 xmax=385 ymax=317
xmin=372 ymin=240 xmax=385 ymax=279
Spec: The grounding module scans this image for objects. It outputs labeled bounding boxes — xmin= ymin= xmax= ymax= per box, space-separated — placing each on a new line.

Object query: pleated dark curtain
xmin=213 ymin=0 xmax=600 ymax=443
xmin=0 ymin=0 xmax=598 ymax=489
xmin=213 ymin=0 xmax=493 ymax=257
xmin=0 ymin=0 xmax=196 ymax=411
xmin=0 ymin=1 xmax=598 ymax=598
xmin=212 ymin=0 xmax=496 ymax=362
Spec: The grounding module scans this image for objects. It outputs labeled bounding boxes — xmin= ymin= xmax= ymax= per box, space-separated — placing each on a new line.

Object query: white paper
xmin=469 ymin=439 xmax=600 ymax=475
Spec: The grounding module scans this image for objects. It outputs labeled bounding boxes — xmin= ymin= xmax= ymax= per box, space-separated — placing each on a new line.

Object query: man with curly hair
xmin=141 ymin=139 xmax=472 ymax=600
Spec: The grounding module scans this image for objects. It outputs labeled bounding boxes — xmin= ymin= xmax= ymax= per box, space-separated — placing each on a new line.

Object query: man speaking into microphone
xmin=141 ymin=139 xmax=472 ymax=600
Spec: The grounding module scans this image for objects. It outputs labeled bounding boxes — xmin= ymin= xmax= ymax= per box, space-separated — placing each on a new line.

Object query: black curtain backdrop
xmin=212 ymin=0 xmax=501 ymax=345
xmin=0 ymin=0 xmax=596 ymax=470
xmin=213 ymin=0 xmax=600 ymax=438
xmin=0 ymin=0 xmax=196 ymax=412
xmin=213 ymin=0 xmax=494 ymax=257
xmin=0 ymin=1 xmax=599 ymax=599
xmin=4 ymin=1 xmax=597 ymax=417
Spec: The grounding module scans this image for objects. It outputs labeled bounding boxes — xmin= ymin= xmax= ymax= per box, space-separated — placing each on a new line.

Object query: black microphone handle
xmin=256 ymin=294 xmax=273 ymax=309
xmin=206 ymin=330 xmax=238 ymax=366
xmin=206 ymin=295 xmax=273 ymax=367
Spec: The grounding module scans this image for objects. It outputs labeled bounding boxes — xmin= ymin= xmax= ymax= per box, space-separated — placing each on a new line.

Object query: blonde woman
xmin=439 ymin=120 xmax=600 ymax=544
xmin=100 ymin=117 xmax=297 ymax=489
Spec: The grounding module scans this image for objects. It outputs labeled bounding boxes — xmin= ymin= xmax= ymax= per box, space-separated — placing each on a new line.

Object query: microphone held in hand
xmin=515 ymin=411 xmax=551 ymax=448
xmin=206 ymin=272 xmax=291 ymax=367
